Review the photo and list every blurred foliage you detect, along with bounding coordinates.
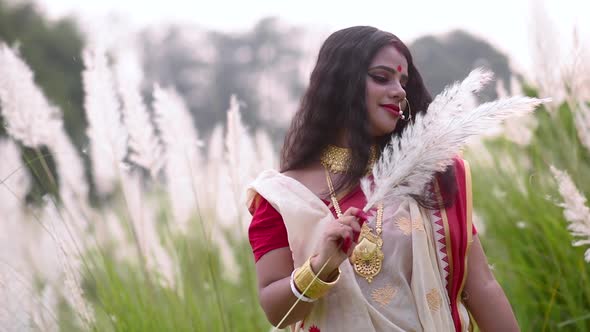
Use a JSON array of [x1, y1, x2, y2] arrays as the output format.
[[3, 3, 589, 330], [0, 2, 514, 149], [410, 30, 512, 101], [466, 97, 590, 331], [83, 213, 274, 332], [0, 0, 86, 202], [141, 17, 306, 141], [0, 0, 86, 145]]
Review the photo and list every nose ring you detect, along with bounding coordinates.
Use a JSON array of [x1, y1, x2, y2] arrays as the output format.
[[399, 97, 412, 122]]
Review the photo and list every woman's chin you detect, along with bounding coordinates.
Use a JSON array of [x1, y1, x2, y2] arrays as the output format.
[[371, 126, 397, 137], [379, 122, 399, 136]]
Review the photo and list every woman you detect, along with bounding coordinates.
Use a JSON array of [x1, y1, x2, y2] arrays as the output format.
[[247, 26, 518, 331]]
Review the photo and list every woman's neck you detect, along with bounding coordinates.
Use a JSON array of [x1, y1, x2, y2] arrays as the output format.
[[335, 132, 381, 148]]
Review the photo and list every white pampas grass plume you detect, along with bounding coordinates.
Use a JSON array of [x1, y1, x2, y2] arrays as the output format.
[[0, 44, 90, 221], [363, 68, 491, 209], [114, 47, 164, 178], [208, 125, 225, 165], [0, 141, 34, 317], [83, 45, 128, 195], [41, 202, 94, 328], [153, 84, 203, 228], [421, 68, 493, 126], [1, 269, 59, 332], [205, 124, 224, 214], [50, 131, 87, 196], [0, 267, 34, 331], [0, 47, 89, 320], [503, 113, 538, 147], [49, 130, 91, 230], [550, 166, 590, 262], [225, 95, 250, 179], [120, 171, 177, 288], [574, 101, 590, 154], [0, 139, 30, 216], [362, 69, 549, 211], [31, 285, 59, 332], [91, 209, 135, 262], [563, 28, 590, 104], [210, 226, 240, 283], [0, 44, 62, 147], [0, 142, 41, 331], [530, 2, 565, 111], [487, 77, 537, 146], [0, 142, 61, 332], [224, 95, 257, 234]]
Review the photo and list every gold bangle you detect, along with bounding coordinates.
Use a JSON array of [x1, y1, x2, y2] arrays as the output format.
[[294, 256, 340, 300]]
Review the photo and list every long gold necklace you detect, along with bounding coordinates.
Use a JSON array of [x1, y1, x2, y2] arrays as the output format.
[[321, 145, 384, 283]]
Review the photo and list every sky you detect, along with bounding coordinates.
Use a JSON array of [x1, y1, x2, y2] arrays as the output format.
[[35, 0, 590, 76]]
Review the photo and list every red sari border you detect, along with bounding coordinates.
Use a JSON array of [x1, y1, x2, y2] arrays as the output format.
[[434, 157, 473, 332]]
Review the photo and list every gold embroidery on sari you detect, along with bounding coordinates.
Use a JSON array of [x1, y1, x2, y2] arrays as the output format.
[[395, 217, 412, 235], [371, 283, 398, 307], [426, 289, 442, 311], [395, 216, 425, 235], [413, 217, 425, 232]]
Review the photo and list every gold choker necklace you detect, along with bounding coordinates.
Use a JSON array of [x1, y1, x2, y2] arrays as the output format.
[[320, 145, 378, 174], [325, 167, 384, 283]]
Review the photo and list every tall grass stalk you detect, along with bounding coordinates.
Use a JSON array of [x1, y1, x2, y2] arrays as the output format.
[[466, 99, 590, 331], [467, 10, 590, 329], [3, 10, 588, 331]]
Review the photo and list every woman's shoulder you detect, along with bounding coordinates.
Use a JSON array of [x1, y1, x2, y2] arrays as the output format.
[[281, 164, 327, 197], [247, 164, 328, 209], [281, 163, 322, 179]]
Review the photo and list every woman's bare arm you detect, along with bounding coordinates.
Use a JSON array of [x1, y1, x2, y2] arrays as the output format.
[[255, 247, 314, 328], [254, 207, 362, 328], [463, 236, 519, 331]]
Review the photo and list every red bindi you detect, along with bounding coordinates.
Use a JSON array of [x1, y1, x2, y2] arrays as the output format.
[[397, 65, 402, 72]]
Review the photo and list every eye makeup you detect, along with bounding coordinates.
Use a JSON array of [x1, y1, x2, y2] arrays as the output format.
[[367, 73, 389, 84], [368, 65, 409, 87]]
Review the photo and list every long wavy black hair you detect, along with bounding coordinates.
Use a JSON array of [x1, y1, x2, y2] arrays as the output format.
[[280, 26, 456, 208]]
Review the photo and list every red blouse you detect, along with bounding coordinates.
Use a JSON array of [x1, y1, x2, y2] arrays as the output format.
[[248, 159, 476, 263], [248, 185, 365, 262]]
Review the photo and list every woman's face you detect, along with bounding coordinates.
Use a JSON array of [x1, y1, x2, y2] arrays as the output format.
[[365, 45, 409, 137]]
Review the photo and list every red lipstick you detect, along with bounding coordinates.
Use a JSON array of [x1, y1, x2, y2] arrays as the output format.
[[380, 104, 401, 116]]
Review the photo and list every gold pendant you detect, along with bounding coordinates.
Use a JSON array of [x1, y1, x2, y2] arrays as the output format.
[[350, 223, 384, 283]]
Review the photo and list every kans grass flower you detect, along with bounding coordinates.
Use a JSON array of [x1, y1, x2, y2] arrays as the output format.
[[550, 166, 590, 262], [153, 84, 203, 229], [362, 69, 548, 212], [114, 46, 164, 178], [82, 45, 128, 195], [0, 44, 62, 147]]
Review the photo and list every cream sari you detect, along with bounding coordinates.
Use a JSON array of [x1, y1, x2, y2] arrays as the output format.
[[247, 169, 470, 332]]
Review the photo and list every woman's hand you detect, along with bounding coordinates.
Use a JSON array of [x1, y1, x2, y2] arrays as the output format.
[[310, 207, 366, 280]]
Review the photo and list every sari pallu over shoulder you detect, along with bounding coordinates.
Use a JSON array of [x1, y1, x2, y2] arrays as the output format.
[[245, 157, 474, 331], [433, 157, 474, 332]]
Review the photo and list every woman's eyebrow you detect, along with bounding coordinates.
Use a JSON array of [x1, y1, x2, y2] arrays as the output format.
[[368, 65, 408, 81]]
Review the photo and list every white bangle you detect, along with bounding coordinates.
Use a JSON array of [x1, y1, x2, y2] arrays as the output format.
[[290, 269, 316, 303]]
